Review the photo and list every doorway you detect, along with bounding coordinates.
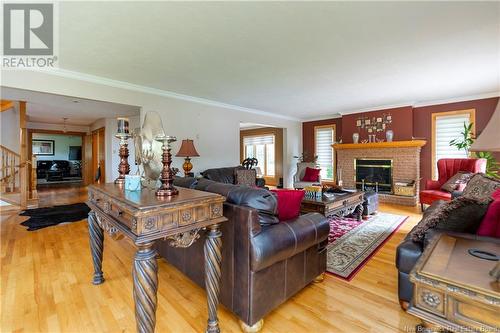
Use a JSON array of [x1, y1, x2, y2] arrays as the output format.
[[91, 127, 106, 184]]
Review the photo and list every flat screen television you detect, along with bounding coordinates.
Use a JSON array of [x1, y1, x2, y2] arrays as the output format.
[[69, 146, 82, 160]]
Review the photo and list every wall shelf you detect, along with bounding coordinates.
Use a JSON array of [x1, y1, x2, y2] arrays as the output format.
[[333, 140, 427, 150]]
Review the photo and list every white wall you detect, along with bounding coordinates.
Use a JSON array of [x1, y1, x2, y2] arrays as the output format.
[[32, 133, 82, 161], [2, 70, 301, 187], [0, 103, 20, 153]]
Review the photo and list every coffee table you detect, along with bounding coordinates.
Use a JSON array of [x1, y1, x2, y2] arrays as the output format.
[[408, 233, 500, 332], [300, 190, 364, 220]]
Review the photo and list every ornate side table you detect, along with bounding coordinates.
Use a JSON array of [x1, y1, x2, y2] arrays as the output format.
[[408, 234, 500, 332], [86, 183, 227, 333]]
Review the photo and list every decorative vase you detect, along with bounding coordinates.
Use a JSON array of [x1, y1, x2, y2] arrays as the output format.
[[353, 133, 359, 144], [386, 130, 394, 142]]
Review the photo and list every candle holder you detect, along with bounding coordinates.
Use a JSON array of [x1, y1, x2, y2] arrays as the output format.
[[155, 135, 179, 197], [114, 133, 133, 185]]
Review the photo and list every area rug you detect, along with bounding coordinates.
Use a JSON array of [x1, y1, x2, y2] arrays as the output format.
[[20, 203, 90, 231], [326, 212, 408, 281]]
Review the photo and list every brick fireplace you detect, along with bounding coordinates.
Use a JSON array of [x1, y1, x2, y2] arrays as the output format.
[[333, 140, 427, 206]]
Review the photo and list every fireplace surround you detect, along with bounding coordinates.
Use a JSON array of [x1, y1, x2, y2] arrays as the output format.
[[333, 140, 426, 206]]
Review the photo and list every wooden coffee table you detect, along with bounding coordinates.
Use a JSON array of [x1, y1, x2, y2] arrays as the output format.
[[300, 190, 364, 220], [409, 233, 500, 332]]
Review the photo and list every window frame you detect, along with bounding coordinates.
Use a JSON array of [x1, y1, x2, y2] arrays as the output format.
[[240, 127, 283, 186], [243, 133, 276, 177], [313, 124, 336, 182], [431, 109, 476, 180]]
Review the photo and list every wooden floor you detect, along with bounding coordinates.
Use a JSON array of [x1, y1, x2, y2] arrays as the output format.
[[1, 186, 422, 333]]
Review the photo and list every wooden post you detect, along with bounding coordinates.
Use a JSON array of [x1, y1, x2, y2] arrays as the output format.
[[19, 101, 28, 209]]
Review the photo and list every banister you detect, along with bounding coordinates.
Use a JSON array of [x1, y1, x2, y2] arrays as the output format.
[[0, 144, 21, 158]]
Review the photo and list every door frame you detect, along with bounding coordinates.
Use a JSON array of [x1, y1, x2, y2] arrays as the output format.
[[27, 129, 88, 187]]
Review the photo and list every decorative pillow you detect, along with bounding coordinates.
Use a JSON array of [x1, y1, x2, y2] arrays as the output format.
[[235, 169, 257, 186], [270, 189, 305, 221], [411, 196, 489, 242], [440, 171, 474, 193], [302, 167, 321, 182], [477, 189, 500, 238], [462, 173, 500, 204]]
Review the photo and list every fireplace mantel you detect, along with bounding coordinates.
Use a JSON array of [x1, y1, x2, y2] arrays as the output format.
[[333, 140, 426, 150]]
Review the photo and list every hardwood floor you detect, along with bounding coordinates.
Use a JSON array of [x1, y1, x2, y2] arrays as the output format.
[[1, 186, 422, 332]]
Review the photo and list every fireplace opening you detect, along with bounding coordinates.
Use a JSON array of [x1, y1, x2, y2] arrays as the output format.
[[355, 159, 393, 193]]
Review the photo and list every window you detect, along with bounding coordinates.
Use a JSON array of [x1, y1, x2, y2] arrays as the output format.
[[432, 109, 475, 179], [314, 125, 335, 181], [243, 134, 275, 177]]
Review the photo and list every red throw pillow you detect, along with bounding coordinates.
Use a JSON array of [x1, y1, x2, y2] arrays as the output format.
[[477, 189, 500, 238], [302, 167, 321, 182], [270, 189, 305, 221]]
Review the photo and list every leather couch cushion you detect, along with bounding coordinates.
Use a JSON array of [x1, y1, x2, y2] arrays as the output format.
[[226, 187, 279, 226], [195, 178, 218, 191], [173, 176, 198, 189], [201, 166, 244, 184], [250, 213, 329, 272]]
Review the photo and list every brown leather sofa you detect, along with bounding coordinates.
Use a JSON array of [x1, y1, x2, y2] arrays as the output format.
[[155, 177, 329, 331]]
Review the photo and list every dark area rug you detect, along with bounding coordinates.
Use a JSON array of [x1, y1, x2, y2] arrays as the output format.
[[20, 203, 90, 231]]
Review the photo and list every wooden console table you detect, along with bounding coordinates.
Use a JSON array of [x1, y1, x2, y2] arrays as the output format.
[[409, 234, 500, 332], [86, 183, 227, 333]]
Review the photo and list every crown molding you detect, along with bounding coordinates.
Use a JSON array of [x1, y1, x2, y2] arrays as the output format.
[[300, 92, 500, 121], [412, 92, 500, 108], [34, 68, 301, 122]]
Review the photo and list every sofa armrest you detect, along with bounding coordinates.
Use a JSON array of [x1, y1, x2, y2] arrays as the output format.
[[250, 213, 329, 272], [396, 237, 424, 274], [425, 180, 441, 190]]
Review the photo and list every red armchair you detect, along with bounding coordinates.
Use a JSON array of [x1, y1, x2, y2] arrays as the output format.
[[419, 158, 487, 210]]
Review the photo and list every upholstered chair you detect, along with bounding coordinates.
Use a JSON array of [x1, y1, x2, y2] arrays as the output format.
[[293, 162, 321, 189], [419, 158, 487, 210]]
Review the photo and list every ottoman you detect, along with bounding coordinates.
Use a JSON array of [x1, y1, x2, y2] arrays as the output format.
[[363, 191, 379, 218]]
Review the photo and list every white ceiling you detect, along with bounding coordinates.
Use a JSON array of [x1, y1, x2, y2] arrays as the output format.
[[33, 2, 500, 119], [1, 87, 140, 125]]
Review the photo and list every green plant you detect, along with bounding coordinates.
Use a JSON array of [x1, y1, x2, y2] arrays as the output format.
[[475, 151, 500, 179], [449, 122, 474, 156], [448, 122, 500, 179]]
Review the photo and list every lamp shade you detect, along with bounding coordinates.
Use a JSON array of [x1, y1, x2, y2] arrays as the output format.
[[175, 139, 200, 157], [470, 100, 500, 152]]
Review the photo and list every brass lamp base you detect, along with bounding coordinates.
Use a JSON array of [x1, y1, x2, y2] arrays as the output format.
[[182, 157, 193, 177]]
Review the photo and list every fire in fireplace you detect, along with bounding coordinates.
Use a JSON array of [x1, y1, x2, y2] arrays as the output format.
[[355, 159, 393, 193]]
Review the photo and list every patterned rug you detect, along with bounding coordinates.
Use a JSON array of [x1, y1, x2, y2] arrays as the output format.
[[326, 212, 408, 281]]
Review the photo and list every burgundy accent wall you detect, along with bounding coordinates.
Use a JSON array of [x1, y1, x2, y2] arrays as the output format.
[[413, 97, 499, 189], [302, 118, 342, 162], [341, 106, 414, 143], [302, 97, 499, 190]]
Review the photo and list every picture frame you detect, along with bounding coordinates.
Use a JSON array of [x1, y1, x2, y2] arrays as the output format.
[[32, 139, 55, 156]]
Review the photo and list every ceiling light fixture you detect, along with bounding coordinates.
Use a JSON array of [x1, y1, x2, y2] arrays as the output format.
[[63, 117, 68, 133]]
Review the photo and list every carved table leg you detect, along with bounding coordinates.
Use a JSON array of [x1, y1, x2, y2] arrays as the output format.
[[204, 224, 223, 333], [88, 211, 105, 285], [355, 203, 363, 221], [133, 242, 158, 333]]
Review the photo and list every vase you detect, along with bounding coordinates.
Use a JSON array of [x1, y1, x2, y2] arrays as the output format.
[[386, 130, 394, 142], [353, 133, 359, 144]]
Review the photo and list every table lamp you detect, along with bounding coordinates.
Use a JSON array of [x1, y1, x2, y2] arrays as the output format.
[[175, 139, 200, 176], [470, 99, 500, 281]]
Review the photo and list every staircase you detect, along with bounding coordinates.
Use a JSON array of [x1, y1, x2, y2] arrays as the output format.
[[0, 145, 38, 211]]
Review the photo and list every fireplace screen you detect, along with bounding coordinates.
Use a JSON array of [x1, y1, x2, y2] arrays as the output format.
[[355, 159, 393, 193]]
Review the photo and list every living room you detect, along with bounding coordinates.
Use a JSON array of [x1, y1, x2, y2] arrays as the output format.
[[1, 2, 499, 333]]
